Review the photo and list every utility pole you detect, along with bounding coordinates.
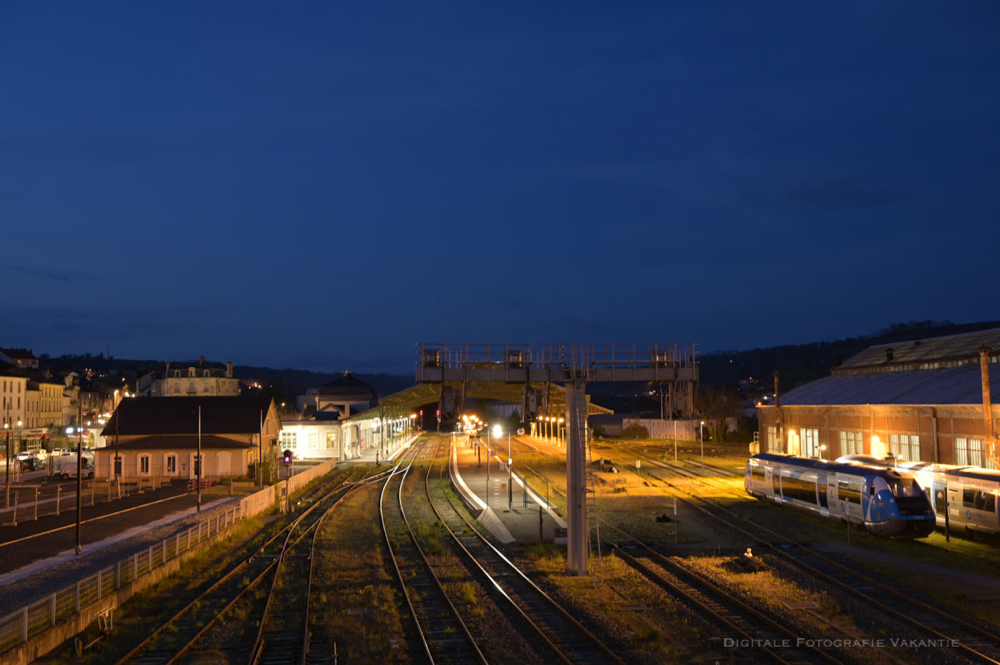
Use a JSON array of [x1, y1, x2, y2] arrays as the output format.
[[75, 399, 83, 556], [115, 399, 121, 495], [4, 401, 11, 509], [258, 408, 263, 489], [197, 405, 202, 512]]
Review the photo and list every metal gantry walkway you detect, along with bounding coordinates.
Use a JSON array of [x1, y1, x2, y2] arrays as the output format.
[[415, 342, 699, 576]]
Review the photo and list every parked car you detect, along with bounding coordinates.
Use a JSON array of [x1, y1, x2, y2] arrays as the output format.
[[16, 452, 43, 471]]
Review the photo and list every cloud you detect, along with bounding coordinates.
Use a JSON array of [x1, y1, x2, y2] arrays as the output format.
[[3, 265, 96, 282], [785, 175, 905, 209]]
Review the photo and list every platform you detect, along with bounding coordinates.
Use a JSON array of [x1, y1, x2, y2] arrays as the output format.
[[449, 436, 566, 545]]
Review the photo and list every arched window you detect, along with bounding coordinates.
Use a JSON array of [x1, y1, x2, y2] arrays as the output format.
[[188, 367, 195, 377], [203, 370, 210, 377]]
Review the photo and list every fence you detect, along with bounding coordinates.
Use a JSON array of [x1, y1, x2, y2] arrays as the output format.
[[0, 461, 337, 659], [286, 459, 337, 495], [0, 478, 175, 527]]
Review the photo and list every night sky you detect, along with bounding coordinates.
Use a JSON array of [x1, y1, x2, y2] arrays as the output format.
[[2, 2, 998, 373]]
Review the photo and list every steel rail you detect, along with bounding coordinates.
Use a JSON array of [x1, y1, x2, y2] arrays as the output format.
[[113, 469, 360, 665], [597, 449, 1000, 665], [379, 442, 487, 665], [430, 438, 628, 665]]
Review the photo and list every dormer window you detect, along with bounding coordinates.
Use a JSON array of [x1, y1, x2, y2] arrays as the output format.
[[188, 367, 195, 377], [174, 370, 181, 378], [203, 370, 210, 377]]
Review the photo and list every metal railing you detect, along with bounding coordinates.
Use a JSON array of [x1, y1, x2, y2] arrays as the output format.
[[0, 470, 315, 658]]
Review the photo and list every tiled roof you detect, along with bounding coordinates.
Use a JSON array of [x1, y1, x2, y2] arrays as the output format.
[[108, 435, 253, 450], [0, 348, 36, 360], [101, 396, 273, 437]]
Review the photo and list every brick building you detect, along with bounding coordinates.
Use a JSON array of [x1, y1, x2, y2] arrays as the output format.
[[757, 328, 999, 469]]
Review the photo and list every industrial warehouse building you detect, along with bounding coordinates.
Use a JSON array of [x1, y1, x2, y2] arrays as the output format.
[[757, 328, 999, 468]]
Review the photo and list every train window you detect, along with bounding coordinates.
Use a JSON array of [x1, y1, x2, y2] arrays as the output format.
[[837, 480, 861, 504], [886, 479, 922, 498], [964, 489, 996, 512], [781, 475, 817, 504], [751, 466, 766, 484]]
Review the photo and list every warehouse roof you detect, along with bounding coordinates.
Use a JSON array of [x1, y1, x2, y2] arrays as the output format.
[[837, 327, 1000, 373], [779, 363, 997, 406]]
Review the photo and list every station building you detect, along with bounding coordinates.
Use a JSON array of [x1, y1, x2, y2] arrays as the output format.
[[96, 395, 281, 480], [757, 328, 1000, 468]]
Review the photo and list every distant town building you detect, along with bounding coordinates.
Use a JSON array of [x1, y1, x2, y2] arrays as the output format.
[[297, 371, 377, 419], [0, 348, 38, 370], [0, 367, 28, 449], [757, 328, 1000, 468], [137, 356, 240, 397]]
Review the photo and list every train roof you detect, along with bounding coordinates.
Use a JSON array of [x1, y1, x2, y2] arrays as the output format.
[[750, 453, 916, 479], [913, 464, 1000, 482]]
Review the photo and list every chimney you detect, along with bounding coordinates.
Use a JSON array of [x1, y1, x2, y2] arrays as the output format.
[[979, 347, 994, 444], [886, 348, 894, 362], [199, 355, 205, 366], [165, 362, 171, 373], [226, 361, 233, 378], [773, 371, 780, 408]]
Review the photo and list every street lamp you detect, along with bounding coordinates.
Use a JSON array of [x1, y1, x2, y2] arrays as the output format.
[[4, 416, 11, 508], [700, 420, 705, 473], [493, 424, 511, 510]]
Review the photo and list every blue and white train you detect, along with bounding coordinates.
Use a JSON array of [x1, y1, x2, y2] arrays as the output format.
[[839, 459, 1000, 536], [745, 453, 936, 538]]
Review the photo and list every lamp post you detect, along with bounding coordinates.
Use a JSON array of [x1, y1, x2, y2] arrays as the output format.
[[74, 424, 83, 556], [494, 425, 510, 510], [700, 420, 705, 473], [4, 411, 11, 509]]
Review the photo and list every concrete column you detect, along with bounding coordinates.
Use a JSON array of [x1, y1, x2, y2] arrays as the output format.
[[980, 347, 994, 434], [565, 381, 588, 576]]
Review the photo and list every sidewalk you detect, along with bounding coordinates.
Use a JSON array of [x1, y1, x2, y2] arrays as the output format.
[[450, 437, 566, 545]]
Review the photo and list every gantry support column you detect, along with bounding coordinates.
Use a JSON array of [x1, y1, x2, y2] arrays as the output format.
[[565, 380, 588, 575]]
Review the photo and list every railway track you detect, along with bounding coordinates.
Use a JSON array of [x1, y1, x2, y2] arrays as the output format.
[[249, 469, 389, 665], [380, 441, 488, 664], [426, 438, 628, 665], [112, 468, 369, 664], [597, 446, 1000, 664]]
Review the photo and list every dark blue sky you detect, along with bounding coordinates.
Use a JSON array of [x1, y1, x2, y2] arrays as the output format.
[[2, 2, 998, 373]]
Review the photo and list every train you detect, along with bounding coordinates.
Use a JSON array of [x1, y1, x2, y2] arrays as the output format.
[[745, 453, 936, 538], [836, 456, 1000, 536]]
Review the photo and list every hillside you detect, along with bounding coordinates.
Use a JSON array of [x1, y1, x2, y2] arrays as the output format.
[[37, 320, 1000, 410], [698, 320, 1000, 393]]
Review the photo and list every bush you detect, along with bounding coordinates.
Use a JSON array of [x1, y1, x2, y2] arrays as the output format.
[[622, 424, 649, 439]]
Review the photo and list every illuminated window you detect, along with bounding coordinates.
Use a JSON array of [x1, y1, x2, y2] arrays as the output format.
[[955, 438, 983, 466], [767, 426, 779, 452], [280, 431, 298, 449], [801, 428, 820, 457], [839, 431, 863, 455]]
